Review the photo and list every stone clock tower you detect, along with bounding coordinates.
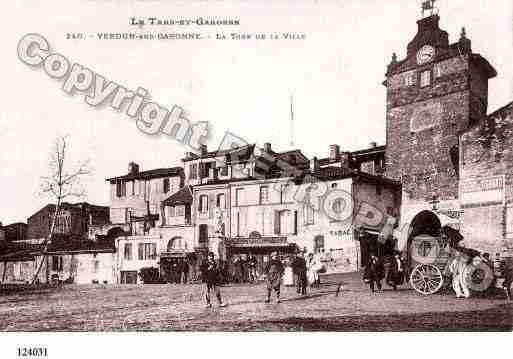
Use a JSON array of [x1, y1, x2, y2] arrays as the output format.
[[384, 14, 496, 204]]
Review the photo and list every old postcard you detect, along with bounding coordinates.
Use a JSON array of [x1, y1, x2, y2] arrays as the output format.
[[0, 0, 512, 356]]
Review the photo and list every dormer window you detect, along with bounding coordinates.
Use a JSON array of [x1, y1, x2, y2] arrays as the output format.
[[420, 70, 431, 88]]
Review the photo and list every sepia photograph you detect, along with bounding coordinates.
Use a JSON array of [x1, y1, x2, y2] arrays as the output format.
[[0, 0, 512, 355]]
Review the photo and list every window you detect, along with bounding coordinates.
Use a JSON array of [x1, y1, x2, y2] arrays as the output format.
[[130, 180, 135, 195], [331, 183, 338, 189], [280, 183, 291, 203], [420, 70, 431, 88], [276, 210, 297, 235], [304, 205, 314, 225], [404, 73, 415, 86], [168, 237, 184, 251], [168, 206, 175, 217], [220, 166, 228, 176], [138, 243, 157, 260], [314, 235, 325, 254], [163, 178, 170, 193], [190, 164, 198, 179], [259, 186, 269, 204], [124, 243, 132, 260], [199, 224, 209, 244], [199, 195, 208, 213], [51, 256, 63, 271], [116, 181, 126, 197], [216, 193, 226, 208], [235, 188, 245, 206], [176, 205, 185, 217]]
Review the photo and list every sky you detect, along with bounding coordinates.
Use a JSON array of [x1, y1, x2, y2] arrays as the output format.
[[0, 0, 512, 224]]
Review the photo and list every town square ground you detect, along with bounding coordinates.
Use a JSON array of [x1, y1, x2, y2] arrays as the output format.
[[0, 273, 511, 332]]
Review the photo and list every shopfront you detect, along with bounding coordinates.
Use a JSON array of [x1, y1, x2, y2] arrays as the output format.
[[224, 236, 297, 280]]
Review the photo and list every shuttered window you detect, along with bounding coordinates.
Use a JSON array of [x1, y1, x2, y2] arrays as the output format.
[[124, 243, 132, 260]]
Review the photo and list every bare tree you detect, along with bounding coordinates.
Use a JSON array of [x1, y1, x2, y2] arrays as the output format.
[[32, 135, 91, 284]]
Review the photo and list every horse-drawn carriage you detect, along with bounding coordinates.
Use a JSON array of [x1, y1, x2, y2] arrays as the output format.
[[406, 227, 495, 295]]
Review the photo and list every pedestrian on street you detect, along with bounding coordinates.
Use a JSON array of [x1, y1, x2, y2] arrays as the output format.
[[181, 259, 189, 284], [265, 252, 284, 303], [247, 254, 258, 283], [502, 257, 513, 301], [448, 250, 471, 298], [307, 253, 320, 288], [386, 251, 404, 291], [363, 254, 385, 293], [292, 251, 308, 295], [200, 252, 227, 308]]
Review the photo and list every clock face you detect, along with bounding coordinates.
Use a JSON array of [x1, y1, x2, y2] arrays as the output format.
[[417, 45, 436, 65]]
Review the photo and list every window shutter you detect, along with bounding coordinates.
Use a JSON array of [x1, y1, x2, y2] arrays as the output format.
[[138, 244, 143, 260], [293, 210, 298, 235], [208, 193, 215, 218], [151, 243, 157, 259], [274, 211, 281, 235]]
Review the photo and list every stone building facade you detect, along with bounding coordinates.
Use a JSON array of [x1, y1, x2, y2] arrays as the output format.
[[383, 12, 512, 259]]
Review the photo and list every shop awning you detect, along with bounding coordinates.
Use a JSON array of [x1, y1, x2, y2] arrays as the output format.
[[228, 243, 296, 249], [160, 251, 188, 258]]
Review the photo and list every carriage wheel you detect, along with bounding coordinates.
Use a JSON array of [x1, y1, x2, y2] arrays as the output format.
[[409, 264, 443, 295]]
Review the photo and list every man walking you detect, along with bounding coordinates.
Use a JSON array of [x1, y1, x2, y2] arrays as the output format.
[[181, 259, 189, 284], [200, 252, 227, 308], [292, 251, 308, 295], [386, 251, 404, 291], [363, 254, 385, 293], [247, 254, 258, 283], [265, 252, 284, 303]]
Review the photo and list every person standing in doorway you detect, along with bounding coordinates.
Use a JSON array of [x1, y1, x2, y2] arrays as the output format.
[[200, 252, 227, 308], [265, 252, 284, 303]]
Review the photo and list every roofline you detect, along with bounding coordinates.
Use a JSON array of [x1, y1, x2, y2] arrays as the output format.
[[106, 167, 184, 182]]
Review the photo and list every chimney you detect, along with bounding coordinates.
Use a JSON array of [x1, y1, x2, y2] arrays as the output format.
[[370, 141, 377, 149], [200, 144, 208, 157], [310, 156, 319, 173], [264, 143, 272, 153], [329, 144, 340, 161], [128, 162, 140, 175], [340, 152, 352, 170]]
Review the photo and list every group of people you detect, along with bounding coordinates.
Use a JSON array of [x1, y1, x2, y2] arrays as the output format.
[[199, 248, 513, 307], [363, 251, 405, 293], [199, 251, 324, 307], [231, 255, 258, 283], [167, 259, 190, 284]]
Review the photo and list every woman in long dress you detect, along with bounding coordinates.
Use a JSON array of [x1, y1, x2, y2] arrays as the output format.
[[307, 253, 319, 287], [283, 257, 294, 286]]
